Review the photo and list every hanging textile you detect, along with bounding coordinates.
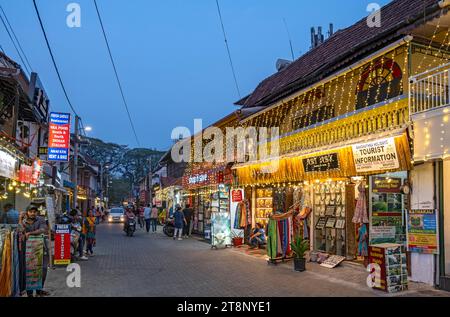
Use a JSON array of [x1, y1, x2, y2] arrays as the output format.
[[267, 217, 293, 260], [0, 229, 6, 272], [353, 182, 369, 224], [0, 230, 12, 297], [239, 202, 247, 228], [12, 231, 20, 297], [267, 220, 278, 260], [25, 235, 44, 291], [233, 203, 240, 229]]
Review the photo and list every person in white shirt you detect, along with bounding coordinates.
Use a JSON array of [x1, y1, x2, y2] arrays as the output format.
[[144, 204, 151, 233]]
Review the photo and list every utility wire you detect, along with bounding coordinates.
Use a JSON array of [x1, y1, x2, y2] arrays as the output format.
[[215, 0, 241, 99], [0, 5, 33, 72], [0, 12, 30, 75], [0, 44, 4, 54], [33, 0, 80, 118], [93, 0, 141, 147]]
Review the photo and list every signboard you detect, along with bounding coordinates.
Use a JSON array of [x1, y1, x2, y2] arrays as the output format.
[[188, 174, 208, 185], [352, 137, 399, 173], [370, 227, 396, 243], [407, 209, 439, 254], [54, 224, 71, 265], [48, 112, 71, 162], [19, 165, 33, 183], [231, 189, 243, 202], [372, 177, 402, 193], [38, 147, 48, 156], [303, 153, 339, 173], [0, 150, 16, 179], [45, 196, 56, 230]]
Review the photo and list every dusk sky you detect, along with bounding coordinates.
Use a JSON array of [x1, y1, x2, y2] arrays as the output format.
[[1, 0, 390, 150]]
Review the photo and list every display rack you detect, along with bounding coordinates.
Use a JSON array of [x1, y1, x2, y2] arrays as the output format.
[[313, 181, 347, 256], [256, 188, 273, 226]]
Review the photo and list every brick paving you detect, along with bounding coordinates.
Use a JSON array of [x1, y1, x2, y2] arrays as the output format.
[[44, 224, 450, 297]]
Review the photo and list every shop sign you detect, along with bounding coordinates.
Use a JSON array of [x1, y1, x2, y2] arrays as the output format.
[[48, 112, 71, 162], [303, 153, 339, 173], [19, 164, 33, 183], [352, 137, 399, 173], [370, 227, 396, 243], [372, 177, 402, 193], [407, 209, 438, 254], [54, 224, 71, 265], [0, 150, 16, 179], [231, 189, 243, 202]]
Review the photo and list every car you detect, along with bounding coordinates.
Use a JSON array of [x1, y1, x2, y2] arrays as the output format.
[[108, 208, 125, 223]]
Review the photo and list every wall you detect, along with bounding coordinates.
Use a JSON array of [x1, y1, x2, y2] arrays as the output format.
[[410, 162, 436, 285], [444, 159, 450, 275]]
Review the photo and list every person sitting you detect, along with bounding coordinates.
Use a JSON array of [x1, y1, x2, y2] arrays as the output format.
[[249, 223, 266, 249]]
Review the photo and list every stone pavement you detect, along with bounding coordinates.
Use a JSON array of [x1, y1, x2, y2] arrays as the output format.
[[44, 224, 450, 297]]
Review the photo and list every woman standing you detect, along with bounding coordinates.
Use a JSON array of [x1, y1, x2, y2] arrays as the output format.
[[83, 210, 97, 256]]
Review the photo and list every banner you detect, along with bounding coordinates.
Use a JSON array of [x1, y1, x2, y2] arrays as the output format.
[[19, 164, 33, 183], [352, 137, 399, 173], [407, 209, 439, 254], [25, 236, 44, 291], [48, 112, 71, 162], [0, 150, 16, 179], [231, 189, 243, 202], [54, 225, 71, 265]]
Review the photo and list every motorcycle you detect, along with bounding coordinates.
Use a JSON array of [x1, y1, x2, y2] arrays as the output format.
[[58, 213, 81, 260], [124, 215, 137, 237], [163, 217, 175, 238]]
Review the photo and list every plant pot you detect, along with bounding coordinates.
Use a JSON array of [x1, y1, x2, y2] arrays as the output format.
[[294, 257, 306, 272]]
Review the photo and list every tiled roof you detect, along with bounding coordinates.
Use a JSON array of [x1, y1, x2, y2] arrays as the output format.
[[238, 0, 440, 108]]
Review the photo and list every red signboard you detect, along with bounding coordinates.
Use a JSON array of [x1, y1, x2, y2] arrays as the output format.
[[54, 224, 71, 265], [232, 189, 243, 202], [19, 165, 33, 183]]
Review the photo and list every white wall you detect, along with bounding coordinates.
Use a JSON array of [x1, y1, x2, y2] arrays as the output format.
[[410, 162, 435, 285]]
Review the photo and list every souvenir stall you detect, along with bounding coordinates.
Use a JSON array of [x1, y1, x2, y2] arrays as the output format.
[[182, 163, 233, 241]]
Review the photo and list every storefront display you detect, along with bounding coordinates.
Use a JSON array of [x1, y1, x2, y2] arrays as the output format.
[[211, 212, 232, 249], [369, 243, 408, 293], [313, 180, 347, 256], [256, 188, 273, 227]]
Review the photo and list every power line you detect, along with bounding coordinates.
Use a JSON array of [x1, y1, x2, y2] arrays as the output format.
[[215, 0, 241, 99], [32, 0, 80, 118], [0, 11, 30, 75], [0, 5, 33, 72], [93, 0, 141, 147]]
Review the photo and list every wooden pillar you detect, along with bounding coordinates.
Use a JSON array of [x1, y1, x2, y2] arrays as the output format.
[[345, 182, 356, 260]]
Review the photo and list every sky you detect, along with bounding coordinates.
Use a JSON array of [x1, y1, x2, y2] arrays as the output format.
[[1, 0, 391, 151]]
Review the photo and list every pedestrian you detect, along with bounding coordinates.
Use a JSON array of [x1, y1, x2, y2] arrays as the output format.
[[18, 206, 50, 297], [83, 210, 97, 256], [138, 206, 145, 229], [143, 204, 151, 233], [95, 207, 102, 225], [77, 209, 88, 261], [150, 205, 159, 233], [2, 203, 20, 224], [173, 205, 186, 241], [182, 204, 193, 238]]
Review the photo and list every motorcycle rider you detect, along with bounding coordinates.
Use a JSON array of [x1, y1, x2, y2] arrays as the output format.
[[124, 208, 135, 232]]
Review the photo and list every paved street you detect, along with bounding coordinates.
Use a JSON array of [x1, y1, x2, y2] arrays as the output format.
[[44, 223, 450, 297]]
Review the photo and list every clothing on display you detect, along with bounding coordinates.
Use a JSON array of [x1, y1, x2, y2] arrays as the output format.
[[0, 229, 12, 297], [266, 216, 293, 260], [25, 235, 44, 291], [353, 182, 369, 224], [357, 224, 369, 257], [233, 201, 250, 229]]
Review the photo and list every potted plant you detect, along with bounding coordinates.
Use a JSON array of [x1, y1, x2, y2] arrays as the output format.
[[290, 235, 309, 272]]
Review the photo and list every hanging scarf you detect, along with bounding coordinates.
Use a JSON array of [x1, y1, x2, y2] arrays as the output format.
[[25, 235, 44, 291], [267, 220, 278, 260], [0, 230, 12, 297], [12, 231, 20, 297], [353, 183, 369, 224]]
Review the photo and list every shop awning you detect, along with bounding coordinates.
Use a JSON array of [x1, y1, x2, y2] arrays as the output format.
[[233, 129, 412, 185]]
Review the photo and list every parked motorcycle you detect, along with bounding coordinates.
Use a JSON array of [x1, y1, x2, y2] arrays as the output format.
[[163, 217, 175, 238], [124, 215, 137, 237]]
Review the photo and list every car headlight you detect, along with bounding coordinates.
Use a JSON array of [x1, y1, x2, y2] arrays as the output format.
[[108, 217, 113, 222]]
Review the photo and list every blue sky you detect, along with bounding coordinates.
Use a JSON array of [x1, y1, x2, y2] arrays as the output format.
[[1, 0, 390, 150]]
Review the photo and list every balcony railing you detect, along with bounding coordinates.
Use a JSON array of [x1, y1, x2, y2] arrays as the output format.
[[410, 63, 450, 116]]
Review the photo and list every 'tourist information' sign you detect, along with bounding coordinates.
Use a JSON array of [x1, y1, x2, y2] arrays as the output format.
[[48, 112, 71, 162], [352, 137, 399, 173]]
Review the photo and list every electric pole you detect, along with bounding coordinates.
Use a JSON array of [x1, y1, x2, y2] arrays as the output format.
[[72, 115, 79, 209], [148, 157, 153, 206]]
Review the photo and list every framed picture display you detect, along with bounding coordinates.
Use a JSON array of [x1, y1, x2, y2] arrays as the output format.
[[335, 219, 346, 229], [326, 217, 337, 228], [316, 217, 327, 230], [325, 205, 336, 216]]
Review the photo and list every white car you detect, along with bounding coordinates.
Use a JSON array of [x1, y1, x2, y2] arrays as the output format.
[[108, 208, 125, 223]]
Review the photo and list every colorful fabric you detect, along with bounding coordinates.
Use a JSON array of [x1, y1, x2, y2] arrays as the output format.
[[25, 235, 44, 291], [12, 231, 20, 297], [353, 182, 369, 224], [233, 203, 241, 229], [357, 224, 369, 257], [0, 230, 12, 297]]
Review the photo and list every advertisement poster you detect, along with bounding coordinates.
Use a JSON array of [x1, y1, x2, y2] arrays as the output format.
[[407, 209, 439, 254], [211, 212, 232, 248], [48, 112, 71, 162], [19, 164, 33, 183], [352, 137, 399, 173], [54, 224, 71, 265], [0, 150, 16, 179], [231, 189, 243, 202]]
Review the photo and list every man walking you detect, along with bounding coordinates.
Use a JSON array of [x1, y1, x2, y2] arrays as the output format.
[[182, 204, 193, 238], [2, 203, 19, 224], [150, 205, 159, 233], [144, 204, 151, 233]]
